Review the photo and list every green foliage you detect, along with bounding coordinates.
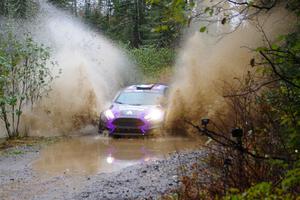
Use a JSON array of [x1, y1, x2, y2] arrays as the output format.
[[224, 165, 300, 200], [126, 46, 175, 79], [48, 0, 183, 48], [48, 0, 72, 8], [199, 26, 207, 33], [0, 0, 38, 18], [147, 0, 300, 198], [287, 0, 300, 16], [256, 28, 300, 151], [281, 167, 300, 191], [147, 0, 194, 37], [10, 149, 23, 155], [225, 182, 273, 200], [0, 29, 58, 137], [220, 29, 300, 199]]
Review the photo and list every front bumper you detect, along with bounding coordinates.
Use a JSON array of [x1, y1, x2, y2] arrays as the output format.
[[99, 115, 163, 136]]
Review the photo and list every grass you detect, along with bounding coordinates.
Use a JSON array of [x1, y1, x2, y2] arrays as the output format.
[[125, 46, 175, 84], [0, 136, 62, 154], [9, 150, 24, 155], [143, 65, 173, 83]]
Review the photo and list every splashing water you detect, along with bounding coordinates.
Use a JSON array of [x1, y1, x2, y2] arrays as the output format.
[[16, 2, 138, 136], [165, 5, 295, 132]]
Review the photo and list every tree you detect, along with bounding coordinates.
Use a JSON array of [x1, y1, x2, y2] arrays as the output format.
[[150, 0, 300, 198], [45, 0, 182, 47], [0, 31, 57, 138], [0, 0, 38, 18], [47, 0, 78, 15]]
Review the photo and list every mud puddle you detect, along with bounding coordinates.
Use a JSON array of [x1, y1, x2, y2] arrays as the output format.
[[32, 135, 201, 175]]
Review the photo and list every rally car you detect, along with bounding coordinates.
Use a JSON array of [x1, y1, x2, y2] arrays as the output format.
[[98, 84, 168, 136]]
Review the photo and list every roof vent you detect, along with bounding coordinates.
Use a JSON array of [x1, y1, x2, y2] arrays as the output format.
[[136, 84, 154, 90]]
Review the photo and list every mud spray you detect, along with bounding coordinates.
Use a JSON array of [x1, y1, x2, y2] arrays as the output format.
[[17, 2, 137, 136], [0, 2, 295, 137], [165, 3, 296, 133]]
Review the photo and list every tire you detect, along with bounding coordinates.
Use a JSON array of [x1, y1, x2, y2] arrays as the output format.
[[98, 118, 105, 134], [112, 134, 121, 139]]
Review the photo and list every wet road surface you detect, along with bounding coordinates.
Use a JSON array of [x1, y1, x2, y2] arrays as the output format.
[[33, 135, 201, 175], [0, 134, 205, 200]]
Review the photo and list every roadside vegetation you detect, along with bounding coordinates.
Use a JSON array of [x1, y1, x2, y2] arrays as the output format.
[[0, 0, 178, 137], [158, 0, 300, 199], [0, 136, 62, 154], [0, 0, 299, 199], [0, 30, 58, 138], [126, 46, 175, 82], [47, 0, 179, 82]]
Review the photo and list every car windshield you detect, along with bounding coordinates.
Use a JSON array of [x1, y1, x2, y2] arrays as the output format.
[[115, 91, 163, 105]]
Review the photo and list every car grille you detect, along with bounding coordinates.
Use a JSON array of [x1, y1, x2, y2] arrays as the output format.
[[112, 118, 145, 127], [114, 128, 143, 134]]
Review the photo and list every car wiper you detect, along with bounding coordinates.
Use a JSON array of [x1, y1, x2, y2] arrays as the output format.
[[115, 101, 124, 104], [130, 104, 141, 106]]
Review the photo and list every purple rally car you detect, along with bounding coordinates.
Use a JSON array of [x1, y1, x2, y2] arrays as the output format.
[[98, 84, 168, 136]]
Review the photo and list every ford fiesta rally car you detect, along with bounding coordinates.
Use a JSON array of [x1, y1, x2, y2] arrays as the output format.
[[98, 84, 168, 136]]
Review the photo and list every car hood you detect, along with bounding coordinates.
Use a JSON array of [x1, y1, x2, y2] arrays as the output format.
[[110, 103, 163, 118]]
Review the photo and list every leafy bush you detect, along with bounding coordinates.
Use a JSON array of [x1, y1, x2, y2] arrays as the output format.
[[0, 30, 58, 137], [126, 46, 175, 82], [224, 165, 300, 199]]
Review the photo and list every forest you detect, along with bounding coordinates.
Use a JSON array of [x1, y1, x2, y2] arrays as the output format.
[[0, 0, 299, 199]]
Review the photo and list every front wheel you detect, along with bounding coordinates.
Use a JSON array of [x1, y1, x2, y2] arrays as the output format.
[[98, 119, 105, 134], [110, 134, 121, 139]]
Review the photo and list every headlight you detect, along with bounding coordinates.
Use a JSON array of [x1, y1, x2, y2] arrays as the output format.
[[104, 109, 115, 120], [144, 108, 164, 121], [106, 155, 114, 164]]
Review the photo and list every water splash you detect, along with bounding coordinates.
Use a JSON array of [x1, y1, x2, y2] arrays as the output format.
[[18, 2, 138, 136], [165, 5, 295, 132]]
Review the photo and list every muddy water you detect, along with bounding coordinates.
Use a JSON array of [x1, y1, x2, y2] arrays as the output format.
[[32, 135, 201, 175]]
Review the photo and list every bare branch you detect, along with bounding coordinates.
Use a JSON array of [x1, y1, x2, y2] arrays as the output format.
[[185, 119, 293, 161], [259, 51, 300, 88], [227, 0, 278, 10], [223, 78, 280, 97]]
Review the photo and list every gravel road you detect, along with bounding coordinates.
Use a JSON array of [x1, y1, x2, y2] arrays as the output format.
[[0, 139, 207, 200]]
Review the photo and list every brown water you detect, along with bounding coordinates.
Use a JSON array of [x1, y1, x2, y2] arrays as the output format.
[[32, 135, 202, 175], [16, 2, 137, 138]]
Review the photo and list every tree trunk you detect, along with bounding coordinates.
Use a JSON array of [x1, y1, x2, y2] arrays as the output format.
[[73, 0, 77, 16], [0, 0, 6, 16], [106, 0, 111, 24], [85, 0, 91, 17], [97, 0, 102, 12], [132, 0, 141, 48], [1, 105, 11, 138], [18, 0, 27, 18]]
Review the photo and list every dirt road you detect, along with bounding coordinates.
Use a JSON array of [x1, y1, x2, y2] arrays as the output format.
[[0, 135, 206, 200]]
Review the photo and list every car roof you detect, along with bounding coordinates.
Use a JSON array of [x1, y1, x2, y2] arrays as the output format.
[[123, 84, 168, 93]]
